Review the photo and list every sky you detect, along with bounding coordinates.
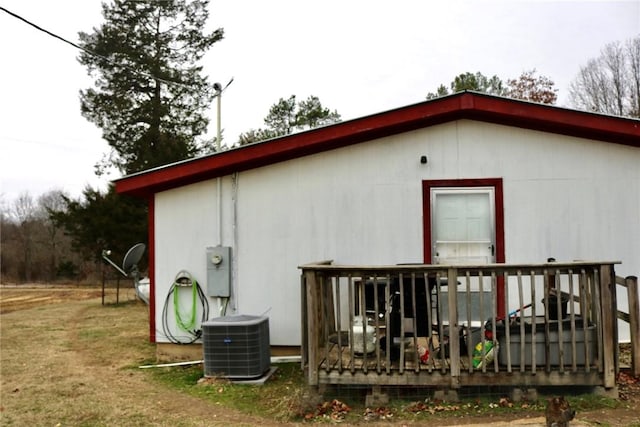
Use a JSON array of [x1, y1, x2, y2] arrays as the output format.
[[0, 0, 638, 206]]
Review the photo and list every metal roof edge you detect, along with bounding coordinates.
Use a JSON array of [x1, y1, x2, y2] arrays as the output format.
[[115, 92, 640, 198]]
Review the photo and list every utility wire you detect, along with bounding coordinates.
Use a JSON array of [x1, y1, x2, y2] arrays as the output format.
[[0, 5, 193, 90]]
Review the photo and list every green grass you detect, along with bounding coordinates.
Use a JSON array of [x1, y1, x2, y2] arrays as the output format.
[[149, 362, 307, 422], [146, 362, 626, 423], [567, 393, 621, 411]]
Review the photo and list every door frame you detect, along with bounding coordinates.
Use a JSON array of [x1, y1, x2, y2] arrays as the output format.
[[422, 178, 506, 317]]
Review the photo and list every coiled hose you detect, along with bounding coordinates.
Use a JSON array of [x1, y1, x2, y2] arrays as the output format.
[[161, 270, 210, 344]]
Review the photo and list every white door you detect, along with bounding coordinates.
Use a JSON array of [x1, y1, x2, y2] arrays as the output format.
[[430, 188, 495, 265]]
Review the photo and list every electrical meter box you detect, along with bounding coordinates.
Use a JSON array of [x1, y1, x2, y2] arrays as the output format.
[[206, 246, 231, 297]]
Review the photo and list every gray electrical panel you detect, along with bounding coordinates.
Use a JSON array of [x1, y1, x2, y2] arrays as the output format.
[[206, 246, 231, 297]]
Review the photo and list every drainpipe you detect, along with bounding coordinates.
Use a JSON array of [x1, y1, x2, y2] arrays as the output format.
[[213, 79, 233, 244], [214, 84, 224, 315], [213, 80, 235, 315], [231, 172, 239, 311], [215, 85, 223, 245]]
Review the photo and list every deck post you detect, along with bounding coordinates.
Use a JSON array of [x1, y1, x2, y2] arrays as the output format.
[[447, 267, 460, 385], [300, 274, 308, 371], [626, 276, 640, 377], [304, 269, 321, 386], [599, 264, 617, 389]]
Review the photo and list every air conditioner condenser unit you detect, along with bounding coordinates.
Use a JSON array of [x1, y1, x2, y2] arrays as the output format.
[[202, 314, 270, 379]]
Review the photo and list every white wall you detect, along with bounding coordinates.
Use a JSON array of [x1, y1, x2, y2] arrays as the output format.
[[153, 120, 639, 344], [154, 179, 233, 343]]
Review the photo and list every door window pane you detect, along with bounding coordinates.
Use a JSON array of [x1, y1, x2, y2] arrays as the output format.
[[432, 189, 495, 264], [434, 193, 491, 241]]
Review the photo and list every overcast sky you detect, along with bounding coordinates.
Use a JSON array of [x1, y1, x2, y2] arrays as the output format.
[[1, 0, 638, 206]]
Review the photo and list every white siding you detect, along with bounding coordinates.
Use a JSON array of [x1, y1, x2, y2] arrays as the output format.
[[153, 120, 640, 344], [154, 179, 233, 343]]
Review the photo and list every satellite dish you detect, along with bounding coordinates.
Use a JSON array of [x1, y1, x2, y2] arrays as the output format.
[[122, 243, 146, 274]]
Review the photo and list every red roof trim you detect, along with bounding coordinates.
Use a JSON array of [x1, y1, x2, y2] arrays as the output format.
[[147, 197, 156, 343], [116, 92, 640, 198]]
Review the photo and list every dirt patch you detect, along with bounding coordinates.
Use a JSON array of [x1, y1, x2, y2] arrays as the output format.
[[0, 287, 101, 313], [1, 286, 638, 426], [0, 285, 134, 314]]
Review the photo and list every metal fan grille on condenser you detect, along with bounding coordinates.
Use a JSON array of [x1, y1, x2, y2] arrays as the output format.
[[202, 315, 270, 379]]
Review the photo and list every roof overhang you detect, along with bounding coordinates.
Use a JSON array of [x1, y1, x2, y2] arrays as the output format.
[[115, 91, 640, 199]]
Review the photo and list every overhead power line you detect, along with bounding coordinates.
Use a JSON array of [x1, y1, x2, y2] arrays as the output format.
[[0, 6, 86, 53], [0, 5, 193, 89]]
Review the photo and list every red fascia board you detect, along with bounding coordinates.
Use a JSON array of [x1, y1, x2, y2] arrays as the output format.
[[115, 95, 465, 198], [466, 95, 640, 145], [115, 93, 640, 198]]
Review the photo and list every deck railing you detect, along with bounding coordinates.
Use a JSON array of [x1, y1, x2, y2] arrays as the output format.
[[300, 261, 622, 390]]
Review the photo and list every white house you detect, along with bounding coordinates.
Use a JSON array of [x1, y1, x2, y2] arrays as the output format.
[[115, 92, 639, 356]]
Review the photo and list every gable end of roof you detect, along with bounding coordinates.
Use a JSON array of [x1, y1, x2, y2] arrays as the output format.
[[115, 92, 640, 198]]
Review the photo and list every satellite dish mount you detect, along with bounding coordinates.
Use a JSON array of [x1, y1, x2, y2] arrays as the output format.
[[102, 243, 145, 279], [101, 243, 147, 303]]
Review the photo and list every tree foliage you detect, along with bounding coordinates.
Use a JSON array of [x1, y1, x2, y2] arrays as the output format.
[[426, 72, 507, 99], [507, 69, 557, 104], [1, 191, 81, 282], [569, 36, 640, 118], [78, 0, 223, 175], [9, 192, 38, 282], [1, 188, 145, 282], [49, 185, 148, 264], [238, 95, 341, 145], [426, 70, 557, 104], [51, 0, 223, 267]]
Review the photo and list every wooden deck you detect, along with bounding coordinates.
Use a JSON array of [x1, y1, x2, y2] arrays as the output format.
[[300, 261, 639, 392]]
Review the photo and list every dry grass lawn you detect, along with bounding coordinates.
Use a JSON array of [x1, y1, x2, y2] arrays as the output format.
[[0, 287, 273, 426], [1, 286, 639, 426]]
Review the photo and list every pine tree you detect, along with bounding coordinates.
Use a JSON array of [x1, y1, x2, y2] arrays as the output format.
[[426, 72, 507, 99], [49, 185, 147, 264], [238, 95, 341, 145], [78, 0, 223, 174], [52, 1, 223, 264]]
